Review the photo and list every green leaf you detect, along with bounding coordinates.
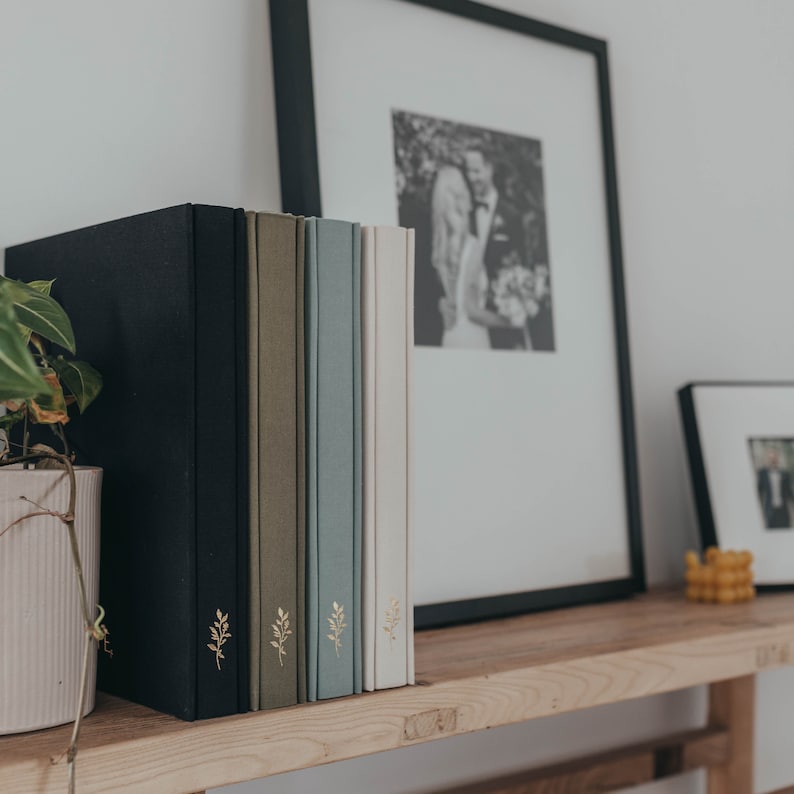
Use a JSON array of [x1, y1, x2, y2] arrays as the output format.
[[17, 279, 55, 344], [48, 356, 103, 413], [0, 275, 75, 353], [0, 286, 51, 402], [0, 407, 26, 432], [26, 280, 55, 296]]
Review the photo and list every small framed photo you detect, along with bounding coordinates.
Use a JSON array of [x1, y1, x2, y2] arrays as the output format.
[[679, 382, 794, 587], [270, 0, 646, 625]]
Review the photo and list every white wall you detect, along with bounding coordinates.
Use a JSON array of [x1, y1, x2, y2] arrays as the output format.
[[0, 1, 278, 245], [2, 1, 794, 792]]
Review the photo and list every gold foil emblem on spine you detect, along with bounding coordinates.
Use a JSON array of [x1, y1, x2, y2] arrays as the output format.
[[207, 609, 231, 671], [383, 597, 401, 649], [327, 601, 346, 658], [270, 607, 292, 667]]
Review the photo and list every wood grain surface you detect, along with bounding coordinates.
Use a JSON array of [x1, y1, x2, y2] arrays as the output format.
[[2, 590, 793, 793]]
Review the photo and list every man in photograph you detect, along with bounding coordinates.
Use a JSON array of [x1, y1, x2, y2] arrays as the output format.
[[757, 446, 794, 529], [464, 146, 526, 350]]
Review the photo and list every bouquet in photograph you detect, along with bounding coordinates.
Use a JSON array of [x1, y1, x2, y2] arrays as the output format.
[[492, 252, 549, 328]]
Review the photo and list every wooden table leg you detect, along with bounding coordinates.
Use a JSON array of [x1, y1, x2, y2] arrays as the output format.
[[707, 675, 755, 794]]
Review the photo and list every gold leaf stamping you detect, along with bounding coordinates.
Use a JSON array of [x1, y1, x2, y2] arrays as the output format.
[[326, 601, 346, 658], [383, 597, 401, 649], [270, 607, 292, 667], [207, 609, 231, 671]]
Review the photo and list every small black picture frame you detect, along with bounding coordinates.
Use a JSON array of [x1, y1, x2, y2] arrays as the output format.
[[269, 0, 645, 626], [679, 381, 794, 590]]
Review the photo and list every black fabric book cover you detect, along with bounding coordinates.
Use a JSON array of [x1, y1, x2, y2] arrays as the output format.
[[5, 204, 249, 721]]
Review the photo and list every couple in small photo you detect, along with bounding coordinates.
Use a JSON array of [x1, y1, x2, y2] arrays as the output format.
[[432, 148, 540, 351], [394, 110, 554, 353]]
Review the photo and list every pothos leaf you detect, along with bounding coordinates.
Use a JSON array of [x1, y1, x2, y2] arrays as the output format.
[[28, 372, 69, 425], [25, 280, 55, 295], [0, 275, 75, 353], [18, 280, 54, 345], [48, 356, 103, 413], [0, 283, 51, 402]]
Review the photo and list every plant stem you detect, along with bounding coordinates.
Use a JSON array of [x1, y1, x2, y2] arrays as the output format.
[[62, 458, 91, 628], [22, 410, 30, 464], [67, 633, 92, 794], [53, 423, 71, 459], [50, 454, 95, 788]]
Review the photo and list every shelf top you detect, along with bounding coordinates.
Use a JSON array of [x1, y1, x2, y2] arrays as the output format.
[[4, 589, 794, 793]]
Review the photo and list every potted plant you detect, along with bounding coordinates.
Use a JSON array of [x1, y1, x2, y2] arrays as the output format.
[[0, 275, 103, 790]]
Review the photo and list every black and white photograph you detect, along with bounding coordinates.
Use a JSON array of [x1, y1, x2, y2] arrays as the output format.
[[748, 438, 794, 530], [393, 109, 555, 352]]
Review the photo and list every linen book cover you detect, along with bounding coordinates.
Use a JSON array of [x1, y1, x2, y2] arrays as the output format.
[[304, 217, 362, 701], [5, 204, 249, 721], [352, 219, 363, 696], [256, 211, 306, 710], [361, 226, 415, 691], [406, 230, 416, 686], [233, 207, 251, 712], [245, 210, 261, 711]]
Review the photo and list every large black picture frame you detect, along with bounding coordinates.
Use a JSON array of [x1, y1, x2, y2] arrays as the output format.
[[269, 0, 645, 627]]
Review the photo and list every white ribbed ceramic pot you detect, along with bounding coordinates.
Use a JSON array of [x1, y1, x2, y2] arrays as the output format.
[[0, 466, 102, 734]]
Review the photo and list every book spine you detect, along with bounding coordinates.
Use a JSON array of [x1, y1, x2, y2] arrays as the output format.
[[296, 217, 308, 705], [234, 207, 250, 713], [315, 219, 357, 700], [405, 228, 416, 686], [361, 227, 377, 693], [305, 218, 320, 702], [257, 213, 299, 710], [193, 205, 241, 719], [373, 227, 409, 691], [245, 211, 260, 712], [352, 224, 363, 695]]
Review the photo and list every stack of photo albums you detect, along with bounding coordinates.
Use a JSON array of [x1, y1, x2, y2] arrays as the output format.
[[246, 212, 415, 710], [5, 204, 415, 721]]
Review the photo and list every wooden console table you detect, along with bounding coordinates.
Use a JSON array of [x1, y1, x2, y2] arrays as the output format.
[[2, 590, 793, 794]]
